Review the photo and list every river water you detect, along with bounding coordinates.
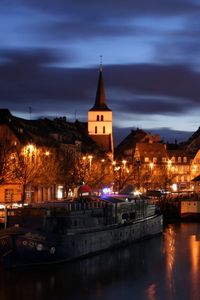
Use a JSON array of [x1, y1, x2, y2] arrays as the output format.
[[1, 222, 200, 300]]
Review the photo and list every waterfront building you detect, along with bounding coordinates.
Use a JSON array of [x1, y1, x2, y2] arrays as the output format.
[[167, 149, 193, 192], [0, 109, 100, 203]]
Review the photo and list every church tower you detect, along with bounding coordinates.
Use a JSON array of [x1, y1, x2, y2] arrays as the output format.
[[88, 66, 114, 155]]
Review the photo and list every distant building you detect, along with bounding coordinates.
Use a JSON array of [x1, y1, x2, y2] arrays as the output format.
[[167, 149, 193, 191], [88, 67, 114, 157]]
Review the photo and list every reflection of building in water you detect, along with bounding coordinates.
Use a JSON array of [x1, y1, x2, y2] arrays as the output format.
[[190, 234, 199, 297], [146, 283, 157, 300], [164, 224, 176, 297]]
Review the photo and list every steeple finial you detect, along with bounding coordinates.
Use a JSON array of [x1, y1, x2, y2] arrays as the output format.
[[89, 61, 111, 112], [100, 55, 103, 71]]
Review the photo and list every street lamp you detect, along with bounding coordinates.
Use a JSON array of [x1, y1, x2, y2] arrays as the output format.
[[88, 155, 93, 170], [149, 162, 154, 172], [122, 160, 127, 168], [45, 151, 50, 156], [135, 159, 141, 190]]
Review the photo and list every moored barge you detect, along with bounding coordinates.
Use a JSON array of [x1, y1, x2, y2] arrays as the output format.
[[0, 196, 163, 268]]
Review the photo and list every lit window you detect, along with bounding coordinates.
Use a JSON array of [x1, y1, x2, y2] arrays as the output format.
[[153, 157, 157, 163], [183, 157, 187, 163], [145, 157, 149, 162], [178, 157, 181, 163]]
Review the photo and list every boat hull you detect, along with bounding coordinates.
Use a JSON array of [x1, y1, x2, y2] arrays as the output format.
[[0, 214, 163, 268]]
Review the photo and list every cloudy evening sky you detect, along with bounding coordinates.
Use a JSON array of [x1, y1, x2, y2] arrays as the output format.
[[1, 0, 200, 144]]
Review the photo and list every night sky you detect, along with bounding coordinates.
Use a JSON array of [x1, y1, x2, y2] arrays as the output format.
[[0, 0, 200, 144]]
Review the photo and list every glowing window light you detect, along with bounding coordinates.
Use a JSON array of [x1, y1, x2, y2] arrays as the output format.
[[57, 185, 64, 199], [171, 184, 177, 192]]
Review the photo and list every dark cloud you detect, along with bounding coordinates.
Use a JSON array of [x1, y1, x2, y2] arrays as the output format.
[[113, 97, 191, 115], [0, 48, 200, 118], [6, 0, 199, 44], [105, 64, 200, 104], [39, 21, 134, 40], [4, 0, 200, 18]]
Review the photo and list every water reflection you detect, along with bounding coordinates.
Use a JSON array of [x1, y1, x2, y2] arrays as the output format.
[[1, 224, 200, 300], [164, 224, 176, 298]]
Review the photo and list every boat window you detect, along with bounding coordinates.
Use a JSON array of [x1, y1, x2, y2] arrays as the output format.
[[130, 212, 136, 219], [122, 213, 129, 220]]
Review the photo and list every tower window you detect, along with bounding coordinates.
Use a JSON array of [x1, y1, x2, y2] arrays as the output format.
[[101, 115, 104, 121], [95, 126, 97, 133], [103, 126, 105, 134], [97, 115, 99, 121]]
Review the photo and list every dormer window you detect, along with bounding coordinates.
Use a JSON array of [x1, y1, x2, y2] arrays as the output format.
[[171, 156, 175, 163], [18, 128, 23, 133]]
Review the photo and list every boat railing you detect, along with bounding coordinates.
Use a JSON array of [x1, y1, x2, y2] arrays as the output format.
[[31, 201, 106, 212]]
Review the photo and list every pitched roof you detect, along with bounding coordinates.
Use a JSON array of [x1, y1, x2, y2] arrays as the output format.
[[0, 109, 102, 153], [136, 142, 167, 158], [89, 68, 111, 111], [167, 149, 193, 158], [115, 129, 150, 155], [191, 174, 200, 182], [185, 127, 200, 155]]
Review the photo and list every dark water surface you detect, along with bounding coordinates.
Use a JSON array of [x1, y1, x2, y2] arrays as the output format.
[[1, 223, 200, 300]]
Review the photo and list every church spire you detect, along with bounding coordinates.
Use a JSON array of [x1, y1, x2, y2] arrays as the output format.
[[89, 64, 111, 111]]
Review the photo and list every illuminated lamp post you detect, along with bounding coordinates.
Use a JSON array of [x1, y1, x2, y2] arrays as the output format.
[[45, 151, 50, 156], [23, 144, 37, 204], [135, 159, 141, 190], [149, 162, 154, 189], [122, 160, 127, 169], [88, 155, 93, 170], [167, 160, 172, 192], [114, 165, 121, 192]]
